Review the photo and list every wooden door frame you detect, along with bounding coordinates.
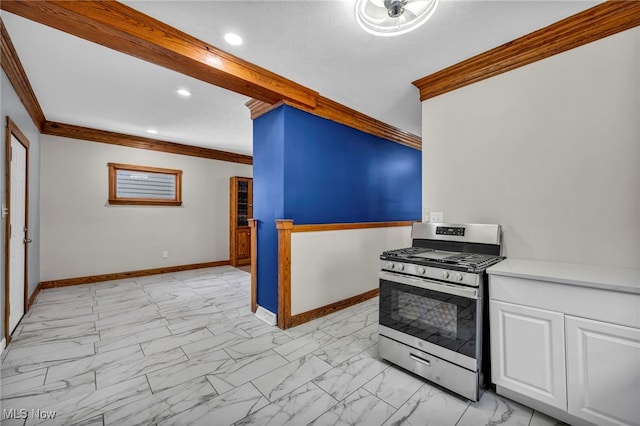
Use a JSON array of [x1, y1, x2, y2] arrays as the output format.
[[4, 117, 30, 343]]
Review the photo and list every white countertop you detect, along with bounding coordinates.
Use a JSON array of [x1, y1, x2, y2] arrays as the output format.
[[487, 258, 640, 295]]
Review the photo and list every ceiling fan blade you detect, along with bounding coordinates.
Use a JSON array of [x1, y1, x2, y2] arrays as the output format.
[[402, 9, 418, 22], [364, 1, 390, 20]]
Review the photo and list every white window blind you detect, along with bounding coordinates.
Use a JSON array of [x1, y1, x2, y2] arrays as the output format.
[[108, 163, 182, 206], [115, 169, 176, 200]]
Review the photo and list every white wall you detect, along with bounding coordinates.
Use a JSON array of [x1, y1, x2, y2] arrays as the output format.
[[290, 226, 411, 315], [422, 27, 640, 268], [40, 135, 252, 281]]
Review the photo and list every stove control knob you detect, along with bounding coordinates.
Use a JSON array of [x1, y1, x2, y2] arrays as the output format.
[[441, 271, 449, 279], [397, 264, 405, 271], [387, 262, 395, 270], [453, 272, 464, 282], [417, 267, 426, 275]]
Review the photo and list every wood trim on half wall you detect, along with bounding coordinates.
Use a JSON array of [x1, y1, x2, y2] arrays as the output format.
[[413, 1, 640, 101], [289, 289, 379, 329], [292, 220, 417, 233], [276, 219, 294, 329], [39, 260, 230, 289], [0, 19, 46, 129], [42, 121, 253, 165], [276, 219, 414, 329]]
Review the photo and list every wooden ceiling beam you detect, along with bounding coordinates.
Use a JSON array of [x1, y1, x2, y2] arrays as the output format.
[[1, 0, 318, 108]]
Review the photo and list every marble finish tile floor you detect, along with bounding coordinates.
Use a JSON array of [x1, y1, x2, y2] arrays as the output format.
[[1, 266, 565, 426]]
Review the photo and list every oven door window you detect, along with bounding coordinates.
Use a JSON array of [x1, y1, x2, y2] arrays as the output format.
[[379, 279, 478, 359]]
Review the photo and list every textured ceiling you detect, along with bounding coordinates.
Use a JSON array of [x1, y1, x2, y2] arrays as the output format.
[[2, 1, 603, 155]]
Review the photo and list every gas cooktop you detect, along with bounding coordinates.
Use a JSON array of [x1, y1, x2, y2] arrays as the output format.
[[381, 246, 504, 272]]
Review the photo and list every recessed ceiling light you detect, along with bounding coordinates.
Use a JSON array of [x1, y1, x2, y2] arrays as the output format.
[[176, 88, 192, 97], [224, 33, 243, 46], [147, 129, 158, 135]]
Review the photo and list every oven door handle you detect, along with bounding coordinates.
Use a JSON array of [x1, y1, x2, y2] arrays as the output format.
[[379, 271, 478, 299]]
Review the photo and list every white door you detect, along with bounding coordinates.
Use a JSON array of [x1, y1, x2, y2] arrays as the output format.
[[566, 316, 640, 426], [8, 134, 27, 334], [490, 300, 567, 410]]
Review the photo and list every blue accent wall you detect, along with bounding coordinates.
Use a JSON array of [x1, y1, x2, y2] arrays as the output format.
[[253, 105, 421, 314], [282, 107, 421, 223]]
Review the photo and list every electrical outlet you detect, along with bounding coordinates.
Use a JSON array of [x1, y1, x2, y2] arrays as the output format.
[[162, 251, 169, 259], [430, 212, 444, 223]]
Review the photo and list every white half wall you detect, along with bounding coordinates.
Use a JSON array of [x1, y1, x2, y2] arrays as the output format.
[[290, 226, 411, 315], [422, 27, 640, 268], [40, 135, 252, 281]]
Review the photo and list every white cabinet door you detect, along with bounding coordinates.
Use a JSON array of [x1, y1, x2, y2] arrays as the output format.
[[566, 316, 640, 426], [490, 300, 567, 410]]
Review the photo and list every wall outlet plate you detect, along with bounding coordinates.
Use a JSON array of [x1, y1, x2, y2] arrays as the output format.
[[430, 212, 444, 223], [162, 251, 169, 259]]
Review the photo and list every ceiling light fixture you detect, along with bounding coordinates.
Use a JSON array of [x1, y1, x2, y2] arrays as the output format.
[[147, 129, 158, 135], [176, 88, 192, 97], [224, 33, 243, 46], [355, 0, 439, 37]]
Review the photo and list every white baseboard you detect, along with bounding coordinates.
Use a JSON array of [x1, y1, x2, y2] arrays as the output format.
[[0, 337, 5, 355], [255, 306, 277, 326]]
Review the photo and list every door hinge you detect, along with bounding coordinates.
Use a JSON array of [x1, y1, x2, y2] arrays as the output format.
[[9, 145, 13, 161]]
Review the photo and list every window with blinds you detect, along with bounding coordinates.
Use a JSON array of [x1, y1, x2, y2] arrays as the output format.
[[108, 163, 182, 206]]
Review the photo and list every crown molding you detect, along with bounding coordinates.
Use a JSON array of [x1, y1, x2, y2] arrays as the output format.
[[41, 121, 253, 165], [1, 0, 318, 108], [413, 1, 640, 101], [0, 18, 46, 128], [245, 98, 422, 150]]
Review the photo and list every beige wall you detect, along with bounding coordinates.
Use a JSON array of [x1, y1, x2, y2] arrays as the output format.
[[40, 135, 252, 281], [422, 27, 640, 268]]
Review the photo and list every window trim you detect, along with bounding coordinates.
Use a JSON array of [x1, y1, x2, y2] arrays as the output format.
[[108, 162, 183, 206]]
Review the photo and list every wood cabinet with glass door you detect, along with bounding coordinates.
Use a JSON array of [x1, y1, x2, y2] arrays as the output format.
[[230, 177, 253, 266]]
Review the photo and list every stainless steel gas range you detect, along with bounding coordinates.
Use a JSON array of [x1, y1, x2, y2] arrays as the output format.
[[378, 222, 504, 401]]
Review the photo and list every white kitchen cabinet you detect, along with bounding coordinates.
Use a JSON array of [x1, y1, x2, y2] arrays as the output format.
[[565, 316, 640, 426], [487, 259, 640, 426], [490, 300, 567, 410]]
